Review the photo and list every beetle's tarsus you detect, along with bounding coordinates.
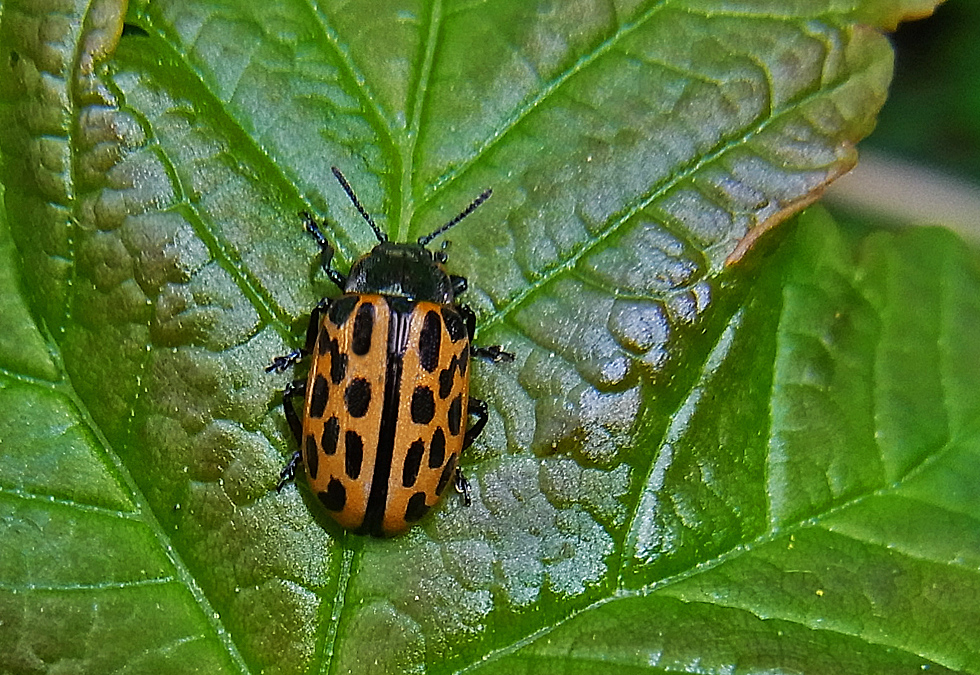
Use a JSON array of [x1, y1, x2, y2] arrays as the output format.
[[278, 451, 302, 492], [266, 349, 305, 374], [473, 345, 514, 362], [454, 467, 472, 507]]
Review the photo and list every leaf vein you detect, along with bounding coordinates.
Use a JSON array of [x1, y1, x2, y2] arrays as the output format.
[[421, 1, 671, 202]]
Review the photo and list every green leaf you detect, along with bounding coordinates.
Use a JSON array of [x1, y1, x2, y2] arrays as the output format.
[[4, 1, 977, 674], [0, 195, 241, 671]]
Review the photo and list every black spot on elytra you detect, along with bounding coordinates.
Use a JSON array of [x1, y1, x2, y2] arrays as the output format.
[[442, 307, 466, 342], [329, 295, 358, 327], [352, 303, 375, 356], [345, 378, 371, 417], [429, 428, 446, 468], [403, 439, 424, 487], [329, 339, 348, 384], [438, 358, 456, 399], [405, 491, 429, 522], [321, 417, 340, 455], [411, 386, 435, 425], [447, 394, 463, 436], [419, 311, 442, 372], [344, 430, 363, 479], [319, 478, 346, 511], [458, 344, 469, 376], [436, 453, 457, 496], [309, 374, 329, 418], [317, 325, 330, 356], [305, 435, 319, 480]]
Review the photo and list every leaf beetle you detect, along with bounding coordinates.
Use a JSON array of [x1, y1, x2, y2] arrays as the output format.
[[269, 167, 512, 537]]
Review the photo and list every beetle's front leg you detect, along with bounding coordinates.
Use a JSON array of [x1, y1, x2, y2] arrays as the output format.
[[450, 274, 467, 297], [300, 211, 347, 290]]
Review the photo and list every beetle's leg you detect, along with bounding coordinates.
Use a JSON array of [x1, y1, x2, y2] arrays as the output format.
[[472, 345, 514, 362], [463, 396, 489, 449], [454, 467, 472, 507], [300, 211, 346, 290], [458, 303, 478, 342], [266, 297, 331, 373], [278, 451, 302, 492], [300, 297, 330, 356], [277, 378, 307, 492], [267, 350, 303, 374], [282, 379, 306, 447], [450, 274, 467, 297], [457, 304, 515, 362]]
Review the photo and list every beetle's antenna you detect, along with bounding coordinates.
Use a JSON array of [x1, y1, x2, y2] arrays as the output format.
[[332, 166, 387, 243], [418, 188, 492, 247]]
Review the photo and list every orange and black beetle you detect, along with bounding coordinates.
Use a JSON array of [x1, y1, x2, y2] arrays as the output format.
[[269, 167, 512, 536]]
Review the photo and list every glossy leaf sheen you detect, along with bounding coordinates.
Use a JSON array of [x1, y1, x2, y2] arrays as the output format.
[[2, 1, 974, 674]]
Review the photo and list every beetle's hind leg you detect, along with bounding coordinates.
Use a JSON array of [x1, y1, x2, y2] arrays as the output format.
[[451, 397, 491, 508], [278, 451, 303, 492], [282, 379, 306, 446], [454, 467, 472, 507], [463, 396, 489, 450], [277, 378, 307, 491]]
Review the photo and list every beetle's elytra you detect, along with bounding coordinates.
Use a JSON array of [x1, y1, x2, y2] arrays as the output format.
[[268, 167, 513, 537]]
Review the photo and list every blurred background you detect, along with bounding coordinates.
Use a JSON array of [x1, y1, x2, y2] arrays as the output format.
[[826, 0, 980, 244]]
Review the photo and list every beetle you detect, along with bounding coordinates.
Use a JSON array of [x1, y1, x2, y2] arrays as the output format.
[[268, 167, 513, 537]]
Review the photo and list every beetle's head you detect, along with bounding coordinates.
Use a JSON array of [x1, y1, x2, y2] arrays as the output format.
[[346, 242, 453, 303], [329, 167, 491, 303]]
